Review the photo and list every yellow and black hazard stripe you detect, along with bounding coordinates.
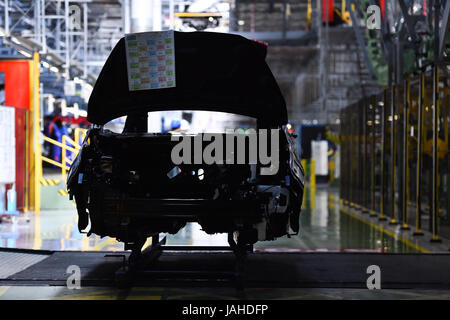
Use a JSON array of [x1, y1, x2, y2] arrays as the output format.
[[58, 189, 69, 196], [40, 178, 61, 186]]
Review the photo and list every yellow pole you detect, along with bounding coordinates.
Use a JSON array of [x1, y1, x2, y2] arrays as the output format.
[[301, 159, 307, 207], [27, 58, 34, 211], [329, 157, 335, 182], [301, 159, 307, 184], [307, 0, 312, 28], [32, 52, 41, 216], [24, 109, 29, 212], [310, 158, 316, 189], [74, 128, 80, 146], [62, 135, 67, 181], [311, 182, 316, 210]]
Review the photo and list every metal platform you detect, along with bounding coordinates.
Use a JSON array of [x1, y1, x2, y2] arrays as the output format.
[[0, 250, 50, 279], [2, 247, 450, 290]]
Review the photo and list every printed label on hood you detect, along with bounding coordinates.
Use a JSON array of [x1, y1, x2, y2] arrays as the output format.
[[125, 30, 176, 91]]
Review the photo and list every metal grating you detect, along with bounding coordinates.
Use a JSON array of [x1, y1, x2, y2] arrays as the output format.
[[0, 251, 50, 279]]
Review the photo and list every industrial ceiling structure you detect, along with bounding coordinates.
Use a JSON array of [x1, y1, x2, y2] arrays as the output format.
[[0, 0, 312, 82], [3, 1, 448, 126]]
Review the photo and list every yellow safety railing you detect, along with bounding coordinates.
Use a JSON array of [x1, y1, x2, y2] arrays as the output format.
[[29, 50, 87, 217], [41, 135, 76, 175], [40, 128, 87, 183]]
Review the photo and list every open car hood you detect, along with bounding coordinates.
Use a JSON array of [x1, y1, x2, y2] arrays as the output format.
[[87, 31, 287, 127]]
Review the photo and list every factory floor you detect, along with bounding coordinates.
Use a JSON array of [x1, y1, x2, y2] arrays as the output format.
[[1, 185, 450, 300], [2, 286, 450, 300], [1, 185, 448, 253]]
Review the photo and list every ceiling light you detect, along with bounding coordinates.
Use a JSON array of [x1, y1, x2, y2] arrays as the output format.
[[18, 50, 31, 58], [11, 36, 21, 44]]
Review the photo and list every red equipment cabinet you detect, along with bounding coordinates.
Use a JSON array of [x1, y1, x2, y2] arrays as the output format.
[[0, 60, 32, 212]]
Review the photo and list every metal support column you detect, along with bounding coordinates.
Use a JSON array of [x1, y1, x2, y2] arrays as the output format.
[[345, 108, 350, 205], [362, 98, 369, 213], [41, 0, 47, 53], [379, 92, 387, 221], [83, 2, 88, 79], [402, 79, 411, 229], [169, 0, 174, 29], [431, 0, 441, 242], [356, 101, 362, 210], [370, 97, 377, 217], [64, 0, 70, 77], [431, 65, 441, 242], [390, 85, 398, 225], [4, 0, 9, 36], [32, 52, 42, 217], [35, 0, 41, 45], [414, 72, 425, 236], [56, 0, 61, 53], [349, 104, 355, 207]]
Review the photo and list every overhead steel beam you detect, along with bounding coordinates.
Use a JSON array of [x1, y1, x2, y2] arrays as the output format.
[[0, 0, 122, 79]]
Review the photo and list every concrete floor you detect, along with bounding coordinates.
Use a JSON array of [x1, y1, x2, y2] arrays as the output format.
[[1, 185, 450, 300], [2, 286, 450, 300], [1, 186, 444, 253], [0, 186, 430, 253]]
